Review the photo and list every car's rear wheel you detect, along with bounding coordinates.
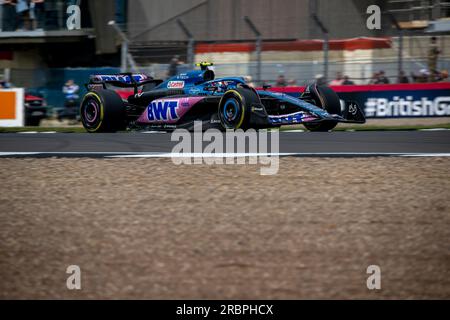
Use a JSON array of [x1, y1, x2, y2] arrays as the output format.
[[218, 88, 259, 130], [303, 85, 342, 132], [80, 90, 125, 133]]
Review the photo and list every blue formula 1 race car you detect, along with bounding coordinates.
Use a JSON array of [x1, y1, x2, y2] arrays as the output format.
[[80, 62, 365, 132]]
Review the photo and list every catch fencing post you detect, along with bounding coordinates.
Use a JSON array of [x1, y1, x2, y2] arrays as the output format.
[[108, 20, 138, 73], [388, 13, 404, 81], [177, 19, 195, 69], [244, 16, 262, 86], [311, 14, 329, 84]]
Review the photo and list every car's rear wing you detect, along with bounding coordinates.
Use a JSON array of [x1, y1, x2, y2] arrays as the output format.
[[86, 73, 163, 95]]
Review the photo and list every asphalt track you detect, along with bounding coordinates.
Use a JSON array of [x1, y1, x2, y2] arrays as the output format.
[[0, 131, 449, 157]]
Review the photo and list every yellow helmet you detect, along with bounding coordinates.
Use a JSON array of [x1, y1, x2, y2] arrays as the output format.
[[195, 61, 214, 70]]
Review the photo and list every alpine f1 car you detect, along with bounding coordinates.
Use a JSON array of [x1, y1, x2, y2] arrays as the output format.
[[80, 62, 365, 132]]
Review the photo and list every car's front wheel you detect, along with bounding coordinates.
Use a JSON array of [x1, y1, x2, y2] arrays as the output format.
[[218, 88, 259, 130], [303, 85, 342, 132]]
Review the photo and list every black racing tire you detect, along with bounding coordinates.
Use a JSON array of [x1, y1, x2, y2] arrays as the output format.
[[80, 90, 125, 133], [218, 87, 259, 130], [303, 85, 342, 132]]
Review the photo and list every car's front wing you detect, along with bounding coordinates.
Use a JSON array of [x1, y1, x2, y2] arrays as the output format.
[[249, 100, 366, 127]]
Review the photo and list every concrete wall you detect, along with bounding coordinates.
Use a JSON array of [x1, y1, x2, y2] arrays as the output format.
[[128, 0, 392, 42]]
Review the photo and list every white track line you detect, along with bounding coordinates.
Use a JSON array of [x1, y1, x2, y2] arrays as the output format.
[[15, 131, 57, 134], [107, 152, 297, 158], [1, 152, 450, 158], [140, 131, 168, 134], [400, 153, 450, 157], [419, 128, 450, 131], [107, 152, 450, 158]]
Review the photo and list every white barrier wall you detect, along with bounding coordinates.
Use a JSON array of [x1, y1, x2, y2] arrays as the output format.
[[0, 88, 24, 127]]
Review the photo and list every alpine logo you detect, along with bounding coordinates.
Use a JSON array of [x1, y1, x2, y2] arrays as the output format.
[[167, 81, 185, 89], [147, 100, 179, 121], [348, 103, 358, 115]]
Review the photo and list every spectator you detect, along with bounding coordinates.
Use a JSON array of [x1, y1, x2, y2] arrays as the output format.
[[30, 0, 45, 31], [168, 55, 182, 78], [329, 72, 343, 86], [342, 75, 354, 85], [377, 70, 390, 84], [411, 69, 431, 83], [428, 36, 441, 82], [287, 79, 297, 87], [2, 0, 17, 31], [261, 80, 270, 88], [63, 79, 79, 100], [368, 72, 379, 84], [417, 69, 430, 83], [315, 74, 326, 86], [0, 76, 12, 88], [15, 0, 31, 31], [244, 76, 255, 88], [438, 70, 448, 83], [275, 74, 287, 87], [397, 71, 409, 84], [59, 79, 80, 122]]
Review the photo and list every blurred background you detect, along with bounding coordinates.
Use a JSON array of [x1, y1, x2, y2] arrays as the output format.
[[0, 0, 449, 124]]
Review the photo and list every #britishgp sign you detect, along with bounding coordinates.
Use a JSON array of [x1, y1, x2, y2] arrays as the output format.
[[271, 83, 450, 118]]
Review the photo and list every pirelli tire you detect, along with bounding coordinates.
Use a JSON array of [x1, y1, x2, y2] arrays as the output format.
[[303, 85, 342, 132], [218, 87, 259, 130], [80, 89, 126, 133]]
